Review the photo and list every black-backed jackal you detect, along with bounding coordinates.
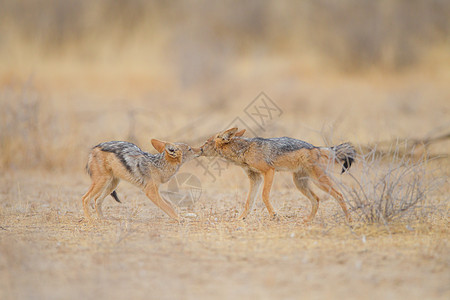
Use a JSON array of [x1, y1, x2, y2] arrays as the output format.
[[82, 140, 201, 221], [200, 128, 355, 222]]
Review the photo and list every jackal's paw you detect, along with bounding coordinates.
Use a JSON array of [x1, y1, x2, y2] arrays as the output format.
[[80, 215, 94, 224], [237, 213, 248, 220], [345, 217, 353, 226], [302, 217, 312, 225], [270, 213, 280, 221]]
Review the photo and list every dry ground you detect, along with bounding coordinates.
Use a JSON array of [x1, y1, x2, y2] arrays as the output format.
[[0, 167, 448, 300], [1, 71, 449, 300], [0, 71, 449, 299]]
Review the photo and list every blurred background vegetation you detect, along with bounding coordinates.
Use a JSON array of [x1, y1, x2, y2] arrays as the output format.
[[2, 0, 449, 73], [0, 0, 449, 170]]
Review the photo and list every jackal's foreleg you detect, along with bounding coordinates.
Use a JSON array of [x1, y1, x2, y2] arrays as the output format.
[[261, 168, 276, 218], [144, 183, 181, 221], [238, 170, 263, 219]]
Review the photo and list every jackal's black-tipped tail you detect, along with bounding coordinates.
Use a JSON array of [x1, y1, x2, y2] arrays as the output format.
[[331, 143, 356, 173], [110, 190, 121, 203]]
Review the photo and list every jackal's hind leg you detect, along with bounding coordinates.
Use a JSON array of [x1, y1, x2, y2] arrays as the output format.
[[82, 176, 109, 221], [95, 177, 119, 219], [293, 172, 321, 223], [82, 184, 95, 220], [311, 167, 352, 222]]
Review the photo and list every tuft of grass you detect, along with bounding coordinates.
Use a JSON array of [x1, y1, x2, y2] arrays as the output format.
[[334, 144, 445, 224]]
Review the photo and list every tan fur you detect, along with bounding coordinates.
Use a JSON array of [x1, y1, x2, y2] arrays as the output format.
[[200, 128, 353, 223], [82, 140, 201, 222]]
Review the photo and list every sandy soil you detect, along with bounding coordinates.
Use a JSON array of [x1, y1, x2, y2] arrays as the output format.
[[0, 170, 448, 300]]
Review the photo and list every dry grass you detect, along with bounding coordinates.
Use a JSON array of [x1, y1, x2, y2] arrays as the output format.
[[332, 146, 446, 224]]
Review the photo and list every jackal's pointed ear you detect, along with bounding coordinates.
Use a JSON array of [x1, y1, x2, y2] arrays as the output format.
[[165, 143, 179, 158], [151, 139, 166, 153], [219, 127, 238, 143], [235, 129, 246, 137]]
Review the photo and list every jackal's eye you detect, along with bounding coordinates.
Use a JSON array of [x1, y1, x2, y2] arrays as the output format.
[[188, 147, 192, 151]]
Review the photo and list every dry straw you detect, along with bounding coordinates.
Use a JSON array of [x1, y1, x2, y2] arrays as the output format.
[[330, 142, 446, 225]]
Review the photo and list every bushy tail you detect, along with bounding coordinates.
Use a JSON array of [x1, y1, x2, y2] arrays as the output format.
[[110, 190, 121, 203], [330, 143, 356, 174]]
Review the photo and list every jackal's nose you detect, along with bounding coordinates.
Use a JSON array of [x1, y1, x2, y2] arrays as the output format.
[[192, 147, 202, 156]]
